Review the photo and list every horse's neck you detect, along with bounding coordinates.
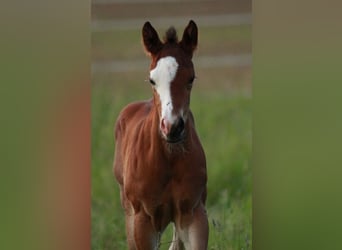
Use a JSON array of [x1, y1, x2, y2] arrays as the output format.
[[144, 103, 167, 153]]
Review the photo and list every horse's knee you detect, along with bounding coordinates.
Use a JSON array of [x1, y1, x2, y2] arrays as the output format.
[[175, 204, 208, 250], [125, 213, 136, 250], [188, 205, 208, 248], [133, 211, 160, 250]]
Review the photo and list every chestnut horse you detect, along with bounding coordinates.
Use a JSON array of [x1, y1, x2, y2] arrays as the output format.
[[113, 20, 208, 250]]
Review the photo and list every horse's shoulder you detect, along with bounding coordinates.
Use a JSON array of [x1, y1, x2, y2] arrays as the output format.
[[122, 100, 150, 116], [115, 99, 152, 138]]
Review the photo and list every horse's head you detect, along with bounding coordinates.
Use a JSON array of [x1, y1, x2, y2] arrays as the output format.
[[142, 20, 198, 143]]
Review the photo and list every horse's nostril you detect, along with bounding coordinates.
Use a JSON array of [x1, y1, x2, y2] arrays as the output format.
[[178, 118, 185, 132], [168, 117, 185, 141]]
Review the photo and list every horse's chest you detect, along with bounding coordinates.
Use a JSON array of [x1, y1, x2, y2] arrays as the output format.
[[125, 155, 204, 205], [125, 157, 173, 198]]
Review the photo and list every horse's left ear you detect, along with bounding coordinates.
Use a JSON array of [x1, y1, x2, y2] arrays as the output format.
[[180, 20, 198, 57]]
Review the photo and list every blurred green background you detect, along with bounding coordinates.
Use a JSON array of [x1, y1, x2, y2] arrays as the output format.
[[91, 0, 251, 249]]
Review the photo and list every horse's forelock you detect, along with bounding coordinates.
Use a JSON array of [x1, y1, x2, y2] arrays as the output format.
[[164, 27, 178, 44]]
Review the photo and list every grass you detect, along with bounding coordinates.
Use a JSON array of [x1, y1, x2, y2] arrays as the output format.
[[91, 68, 251, 249]]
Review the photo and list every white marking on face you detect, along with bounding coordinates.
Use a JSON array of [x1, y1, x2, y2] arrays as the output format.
[[150, 56, 179, 124]]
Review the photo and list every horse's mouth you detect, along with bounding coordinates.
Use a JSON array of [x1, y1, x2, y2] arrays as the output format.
[[166, 136, 184, 144], [165, 131, 186, 144]]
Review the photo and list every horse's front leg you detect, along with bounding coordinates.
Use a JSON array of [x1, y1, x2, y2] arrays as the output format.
[[132, 210, 160, 250], [174, 203, 208, 250], [169, 223, 185, 250]]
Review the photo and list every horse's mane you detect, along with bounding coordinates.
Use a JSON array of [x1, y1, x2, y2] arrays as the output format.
[[164, 26, 178, 44]]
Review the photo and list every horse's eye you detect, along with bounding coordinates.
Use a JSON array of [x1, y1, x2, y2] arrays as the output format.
[[149, 79, 156, 85], [186, 82, 193, 90], [186, 76, 195, 90]]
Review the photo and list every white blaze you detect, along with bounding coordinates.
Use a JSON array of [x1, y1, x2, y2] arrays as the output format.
[[150, 56, 179, 124]]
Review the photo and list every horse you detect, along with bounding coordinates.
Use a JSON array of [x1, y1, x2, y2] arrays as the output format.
[[113, 20, 208, 250]]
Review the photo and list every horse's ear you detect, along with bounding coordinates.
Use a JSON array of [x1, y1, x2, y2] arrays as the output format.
[[142, 22, 163, 56], [180, 20, 198, 57]]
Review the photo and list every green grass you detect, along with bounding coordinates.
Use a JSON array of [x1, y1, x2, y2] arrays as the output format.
[[91, 68, 251, 249]]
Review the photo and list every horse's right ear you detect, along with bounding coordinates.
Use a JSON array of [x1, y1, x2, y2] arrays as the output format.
[[142, 22, 163, 56]]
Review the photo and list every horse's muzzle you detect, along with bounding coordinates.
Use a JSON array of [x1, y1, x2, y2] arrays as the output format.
[[161, 117, 185, 143]]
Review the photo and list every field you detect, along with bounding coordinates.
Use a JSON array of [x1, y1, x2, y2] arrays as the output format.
[[92, 1, 251, 249]]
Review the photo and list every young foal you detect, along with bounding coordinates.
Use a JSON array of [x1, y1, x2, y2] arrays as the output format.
[[113, 20, 208, 250]]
